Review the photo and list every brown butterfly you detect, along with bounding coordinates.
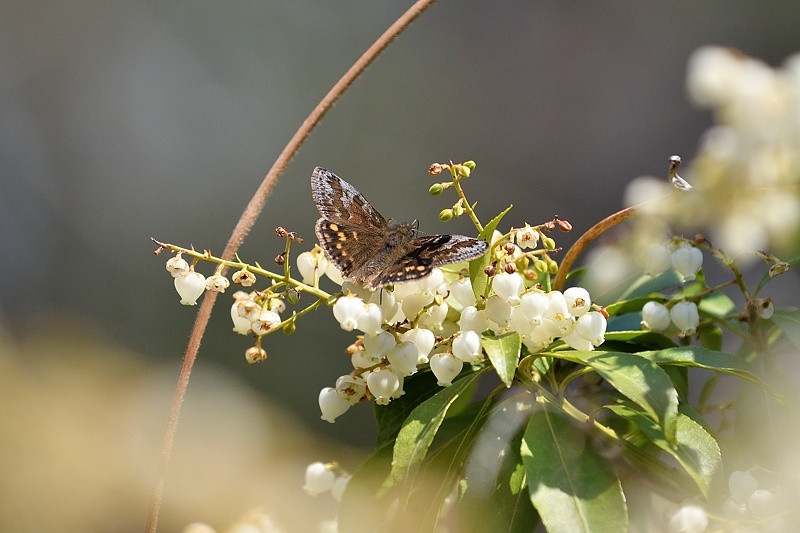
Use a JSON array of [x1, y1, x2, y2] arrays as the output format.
[[312, 167, 488, 290]]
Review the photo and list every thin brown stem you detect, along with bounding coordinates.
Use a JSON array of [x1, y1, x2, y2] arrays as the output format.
[[553, 205, 638, 291], [144, 1, 438, 531]]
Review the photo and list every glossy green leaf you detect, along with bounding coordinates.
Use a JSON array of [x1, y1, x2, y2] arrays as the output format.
[[482, 332, 521, 387], [374, 369, 448, 447], [606, 404, 722, 498], [698, 291, 737, 319], [522, 402, 627, 533], [459, 393, 539, 533], [391, 368, 488, 486], [771, 309, 800, 351], [558, 351, 679, 445], [470, 204, 513, 300]]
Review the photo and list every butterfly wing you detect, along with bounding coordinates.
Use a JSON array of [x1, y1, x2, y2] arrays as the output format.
[[366, 234, 488, 289], [311, 167, 387, 227], [315, 218, 385, 280]]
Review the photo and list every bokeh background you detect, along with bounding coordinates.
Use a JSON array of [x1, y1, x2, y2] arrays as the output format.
[[3, 2, 800, 531]]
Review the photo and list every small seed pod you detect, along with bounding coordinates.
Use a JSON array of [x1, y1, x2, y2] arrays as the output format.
[[484, 263, 497, 277], [429, 183, 444, 196], [429, 163, 444, 176], [274, 253, 286, 265], [504, 262, 517, 274], [275, 227, 288, 237], [439, 208, 454, 222]]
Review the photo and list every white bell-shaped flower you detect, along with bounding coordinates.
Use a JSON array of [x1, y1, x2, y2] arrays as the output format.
[[367, 367, 400, 405], [573, 312, 607, 349], [331, 475, 350, 502], [430, 352, 463, 386], [418, 301, 448, 331], [387, 341, 419, 376], [363, 330, 395, 359], [459, 306, 489, 333], [668, 504, 708, 533], [251, 309, 281, 336], [641, 301, 671, 332], [522, 326, 552, 353], [671, 244, 703, 281], [351, 348, 380, 370], [642, 243, 672, 276], [520, 291, 549, 325], [492, 272, 524, 305], [722, 498, 748, 520], [297, 250, 328, 285], [418, 268, 446, 295], [335, 374, 367, 405], [748, 489, 777, 519], [509, 306, 535, 338], [401, 292, 434, 321], [333, 295, 366, 331], [319, 387, 350, 423], [452, 330, 483, 364], [230, 301, 252, 335], [485, 294, 512, 329], [174, 271, 206, 305], [166, 254, 190, 278], [728, 470, 759, 503], [670, 300, 699, 335], [564, 287, 592, 317], [516, 223, 539, 250], [303, 461, 335, 496], [400, 328, 435, 364], [449, 278, 477, 307], [369, 289, 397, 323], [325, 262, 344, 285], [357, 303, 384, 336]]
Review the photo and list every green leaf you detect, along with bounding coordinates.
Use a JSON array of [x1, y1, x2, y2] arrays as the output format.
[[556, 351, 679, 446], [479, 204, 513, 242], [522, 402, 627, 533], [603, 330, 677, 351], [637, 346, 775, 393], [771, 309, 800, 351], [391, 368, 489, 487], [698, 291, 737, 319], [604, 296, 665, 318], [482, 332, 521, 387], [618, 270, 682, 300], [374, 369, 446, 448], [606, 404, 722, 498], [459, 393, 540, 533], [470, 204, 513, 301]]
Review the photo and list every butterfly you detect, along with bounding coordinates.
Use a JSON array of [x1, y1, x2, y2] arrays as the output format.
[[311, 167, 488, 291]]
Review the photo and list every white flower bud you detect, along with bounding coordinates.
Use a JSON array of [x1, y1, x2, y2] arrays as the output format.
[[230, 302, 252, 335], [357, 303, 384, 336], [418, 268, 445, 295], [369, 289, 397, 323], [296, 251, 321, 285], [165, 254, 190, 278], [449, 277, 477, 307], [303, 462, 335, 496], [509, 306, 535, 337], [430, 352, 463, 386], [174, 271, 206, 305], [333, 295, 365, 331], [319, 387, 350, 423], [400, 328, 435, 364], [562, 331, 593, 351], [401, 292, 434, 321], [671, 244, 703, 281], [545, 290, 569, 318], [351, 349, 379, 371], [516, 223, 539, 249], [492, 272, 524, 305], [670, 301, 699, 335], [452, 330, 483, 364], [564, 287, 592, 317], [642, 301, 671, 332], [459, 306, 489, 333], [520, 291, 549, 324], [668, 504, 708, 533], [325, 263, 344, 285], [387, 341, 419, 376], [367, 368, 400, 405]]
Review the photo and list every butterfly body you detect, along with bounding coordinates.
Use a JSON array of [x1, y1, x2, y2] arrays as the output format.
[[312, 167, 488, 290]]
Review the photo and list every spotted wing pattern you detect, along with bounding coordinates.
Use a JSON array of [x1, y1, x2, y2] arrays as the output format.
[[311, 167, 488, 290]]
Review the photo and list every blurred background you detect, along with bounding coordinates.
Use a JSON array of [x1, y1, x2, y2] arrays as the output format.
[[3, 1, 800, 531]]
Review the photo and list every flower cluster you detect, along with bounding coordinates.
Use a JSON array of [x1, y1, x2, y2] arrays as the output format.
[[303, 461, 350, 501], [317, 255, 607, 422], [632, 47, 800, 258]]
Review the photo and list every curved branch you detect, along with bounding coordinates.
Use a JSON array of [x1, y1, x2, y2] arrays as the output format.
[[145, 1, 438, 530]]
